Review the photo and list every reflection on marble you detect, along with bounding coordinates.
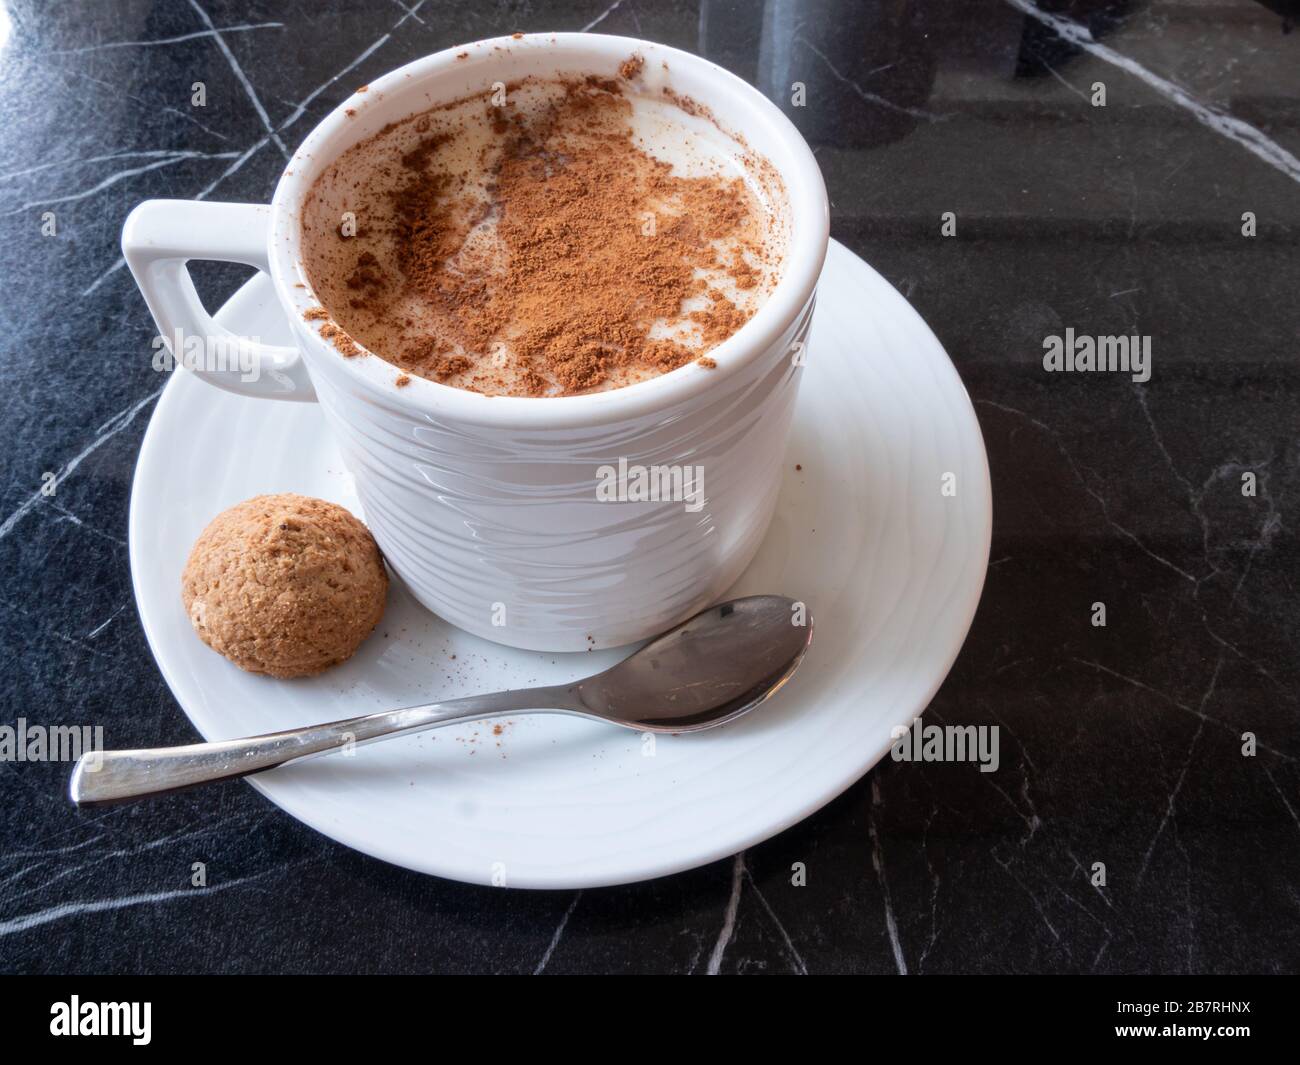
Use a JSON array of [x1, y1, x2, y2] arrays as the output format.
[[0, 0, 1296, 974]]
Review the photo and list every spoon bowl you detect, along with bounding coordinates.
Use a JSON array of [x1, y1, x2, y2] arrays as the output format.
[[575, 596, 812, 732]]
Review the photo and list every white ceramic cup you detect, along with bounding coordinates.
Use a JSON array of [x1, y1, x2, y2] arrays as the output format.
[[123, 33, 829, 652]]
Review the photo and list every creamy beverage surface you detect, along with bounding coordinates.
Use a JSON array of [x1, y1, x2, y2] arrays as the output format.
[[299, 66, 789, 397]]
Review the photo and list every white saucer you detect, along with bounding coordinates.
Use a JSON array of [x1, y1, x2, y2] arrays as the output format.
[[129, 239, 991, 888]]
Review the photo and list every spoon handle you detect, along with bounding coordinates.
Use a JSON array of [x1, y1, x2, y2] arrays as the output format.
[[68, 684, 578, 806]]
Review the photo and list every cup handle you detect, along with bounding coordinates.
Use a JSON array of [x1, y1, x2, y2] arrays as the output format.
[[122, 200, 316, 402]]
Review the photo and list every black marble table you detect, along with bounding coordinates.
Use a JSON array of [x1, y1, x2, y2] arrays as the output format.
[[1, 0, 1296, 975]]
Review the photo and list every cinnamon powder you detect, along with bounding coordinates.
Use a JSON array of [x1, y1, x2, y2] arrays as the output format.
[[302, 305, 361, 357], [306, 74, 777, 396]]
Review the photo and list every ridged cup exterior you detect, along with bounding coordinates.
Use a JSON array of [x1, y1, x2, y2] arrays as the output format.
[[303, 300, 814, 651]]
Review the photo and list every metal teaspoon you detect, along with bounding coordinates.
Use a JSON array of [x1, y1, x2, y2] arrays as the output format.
[[69, 595, 813, 805]]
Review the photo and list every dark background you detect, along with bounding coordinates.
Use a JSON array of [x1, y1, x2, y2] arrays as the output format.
[[1, 0, 1297, 974]]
